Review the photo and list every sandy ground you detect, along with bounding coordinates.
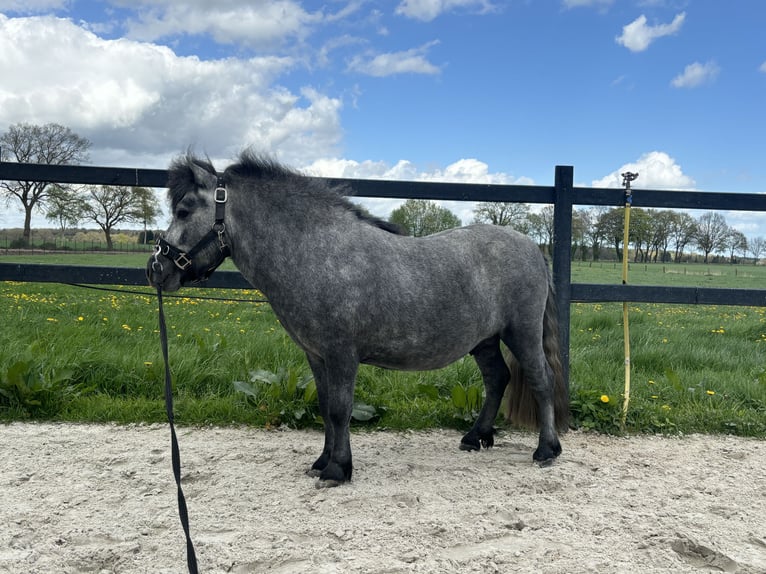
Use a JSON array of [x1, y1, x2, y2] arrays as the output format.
[[1, 423, 765, 574]]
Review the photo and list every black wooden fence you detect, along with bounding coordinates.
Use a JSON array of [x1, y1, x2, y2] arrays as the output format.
[[2, 160, 765, 382]]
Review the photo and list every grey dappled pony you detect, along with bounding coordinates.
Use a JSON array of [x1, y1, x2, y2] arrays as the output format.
[[147, 151, 569, 487]]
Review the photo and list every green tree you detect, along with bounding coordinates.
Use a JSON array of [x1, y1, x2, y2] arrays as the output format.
[[78, 185, 160, 250], [389, 199, 461, 237], [0, 123, 90, 245], [597, 208, 628, 261], [571, 209, 589, 261], [45, 186, 82, 233], [668, 211, 697, 262], [647, 210, 675, 263], [629, 208, 653, 262]]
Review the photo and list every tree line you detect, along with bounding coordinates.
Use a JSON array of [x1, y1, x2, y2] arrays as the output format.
[[0, 123, 160, 249], [3, 122, 764, 262], [390, 199, 765, 264]]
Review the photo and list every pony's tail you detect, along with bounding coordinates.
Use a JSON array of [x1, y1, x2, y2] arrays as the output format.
[[504, 274, 569, 432]]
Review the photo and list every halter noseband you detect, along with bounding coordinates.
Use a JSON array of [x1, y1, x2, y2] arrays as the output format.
[[153, 176, 231, 282]]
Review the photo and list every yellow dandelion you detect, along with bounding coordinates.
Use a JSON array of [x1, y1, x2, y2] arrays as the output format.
[[77, 316, 84, 322], [600, 395, 610, 403], [706, 390, 716, 396]]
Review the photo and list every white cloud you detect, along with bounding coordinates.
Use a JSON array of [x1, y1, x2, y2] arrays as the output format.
[[0, 14, 343, 167], [562, 0, 613, 9], [304, 157, 533, 223], [616, 12, 685, 52], [395, 0, 494, 22], [0, 0, 67, 12], [759, 61, 766, 73], [671, 60, 720, 88], [121, 0, 321, 50], [347, 41, 441, 77], [591, 151, 695, 190]]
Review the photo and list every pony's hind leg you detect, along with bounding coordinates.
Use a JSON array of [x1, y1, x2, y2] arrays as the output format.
[[460, 337, 510, 451], [502, 333, 561, 464]]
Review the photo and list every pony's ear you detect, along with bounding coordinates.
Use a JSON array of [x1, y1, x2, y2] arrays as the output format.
[[189, 161, 217, 191]]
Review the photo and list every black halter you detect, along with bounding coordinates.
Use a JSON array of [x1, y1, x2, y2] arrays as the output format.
[[153, 177, 231, 283]]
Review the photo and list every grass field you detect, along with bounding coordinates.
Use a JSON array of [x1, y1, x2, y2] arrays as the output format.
[[1, 254, 765, 436]]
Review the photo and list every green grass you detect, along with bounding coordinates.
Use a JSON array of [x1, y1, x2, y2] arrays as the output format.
[[572, 260, 766, 289], [1, 257, 764, 436]]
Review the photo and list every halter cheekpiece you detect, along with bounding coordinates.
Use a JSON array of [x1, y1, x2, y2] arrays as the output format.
[[153, 176, 231, 281]]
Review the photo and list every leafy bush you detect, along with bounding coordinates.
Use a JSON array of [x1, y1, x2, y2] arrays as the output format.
[[233, 368, 381, 428], [0, 361, 77, 417]]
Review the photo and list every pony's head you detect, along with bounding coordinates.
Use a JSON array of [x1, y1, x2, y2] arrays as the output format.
[[146, 155, 231, 291]]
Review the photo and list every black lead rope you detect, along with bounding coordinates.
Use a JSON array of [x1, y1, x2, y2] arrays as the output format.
[[157, 287, 199, 574]]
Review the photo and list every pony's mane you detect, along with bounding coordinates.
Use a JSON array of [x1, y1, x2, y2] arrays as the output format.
[[167, 154, 216, 210], [225, 151, 406, 235]]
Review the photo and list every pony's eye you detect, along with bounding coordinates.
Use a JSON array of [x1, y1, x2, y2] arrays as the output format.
[[176, 209, 190, 220]]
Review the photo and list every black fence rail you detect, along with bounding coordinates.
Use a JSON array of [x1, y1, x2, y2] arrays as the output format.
[[2, 161, 765, 382]]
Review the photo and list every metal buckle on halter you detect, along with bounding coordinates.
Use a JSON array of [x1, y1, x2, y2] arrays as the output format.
[[214, 186, 227, 203], [173, 252, 192, 270]]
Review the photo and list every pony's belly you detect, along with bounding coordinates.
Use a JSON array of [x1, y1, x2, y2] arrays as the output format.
[[361, 349, 467, 372]]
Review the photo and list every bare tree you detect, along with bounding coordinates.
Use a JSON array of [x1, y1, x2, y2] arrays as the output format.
[[527, 205, 555, 254], [581, 206, 607, 261], [78, 186, 160, 249], [748, 236, 765, 264], [0, 123, 90, 245], [694, 212, 730, 263], [726, 230, 747, 263], [473, 202, 530, 231]]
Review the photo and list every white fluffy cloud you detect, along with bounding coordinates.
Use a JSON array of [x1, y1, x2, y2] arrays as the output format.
[[395, 0, 494, 22], [0, 14, 343, 167], [761, 61, 766, 73], [671, 61, 720, 88], [591, 151, 695, 190], [347, 41, 441, 77], [121, 0, 321, 50], [616, 12, 685, 52]]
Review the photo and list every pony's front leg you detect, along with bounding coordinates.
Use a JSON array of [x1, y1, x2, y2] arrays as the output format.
[[305, 352, 358, 487], [306, 354, 332, 477]]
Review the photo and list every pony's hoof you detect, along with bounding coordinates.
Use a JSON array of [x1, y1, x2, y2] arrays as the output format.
[[533, 441, 562, 465], [315, 478, 344, 489], [459, 441, 480, 452], [306, 468, 322, 478]]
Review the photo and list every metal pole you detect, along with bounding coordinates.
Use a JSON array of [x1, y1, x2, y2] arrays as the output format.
[[620, 171, 638, 427]]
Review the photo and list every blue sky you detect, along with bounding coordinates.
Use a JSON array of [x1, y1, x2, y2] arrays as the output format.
[[0, 0, 764, 236]]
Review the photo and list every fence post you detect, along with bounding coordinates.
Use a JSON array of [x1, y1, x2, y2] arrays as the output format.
[[552, 165, 574, 386]]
